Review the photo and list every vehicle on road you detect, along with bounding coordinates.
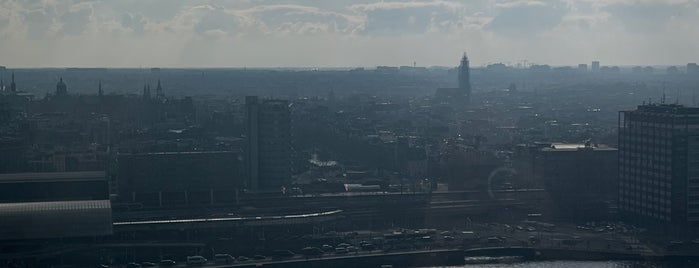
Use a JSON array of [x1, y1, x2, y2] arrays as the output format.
[[186, 255, 207, 266], [214, 254, 235, 264], [159, 260, 176, 266], [302, 247, 324, 256], [321, 244, 334, 252], [237, 256, 250, 261], [272, 249, 295, 259]]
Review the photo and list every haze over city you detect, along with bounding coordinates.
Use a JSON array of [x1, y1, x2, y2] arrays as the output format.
[[5, 1, 699, 268], [1, 0, 699, 67]]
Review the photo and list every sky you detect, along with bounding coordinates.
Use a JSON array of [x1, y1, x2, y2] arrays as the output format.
[[1, 0, 699, 68]]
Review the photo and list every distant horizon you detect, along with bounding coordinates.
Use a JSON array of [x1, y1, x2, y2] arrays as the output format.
[[1, 63, 697, 70], [2, 1, 699, 68]]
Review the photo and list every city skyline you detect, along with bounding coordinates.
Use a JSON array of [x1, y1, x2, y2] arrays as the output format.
[[1, 0, 699, 68]]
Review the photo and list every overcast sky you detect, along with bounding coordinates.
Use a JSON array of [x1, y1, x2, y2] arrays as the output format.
[[1, 0, 698, 68]]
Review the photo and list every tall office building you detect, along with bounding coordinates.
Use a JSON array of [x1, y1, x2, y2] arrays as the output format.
[[618, 104, 699, 229], [458, 53, 472, 103], [246, 96, 292, 192], [591, 61, 600, 72]]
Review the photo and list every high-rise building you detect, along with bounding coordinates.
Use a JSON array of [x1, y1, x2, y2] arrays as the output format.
[[246, 96, 292, 192], [591, 61, 600, 72], [618, 104, 699, 230], [458, 53, 472, 103]]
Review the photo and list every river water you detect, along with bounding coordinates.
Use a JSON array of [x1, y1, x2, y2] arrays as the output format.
[[429, 260, 698, 268]]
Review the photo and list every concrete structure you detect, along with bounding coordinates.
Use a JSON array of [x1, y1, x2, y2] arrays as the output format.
[[246, 96, 292, 192], [618, 104, 699, 229]]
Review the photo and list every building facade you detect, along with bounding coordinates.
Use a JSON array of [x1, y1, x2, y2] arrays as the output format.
[[246, 96, 292, 192], [619, 104, 699, 230], [539, 142, 618, 219]]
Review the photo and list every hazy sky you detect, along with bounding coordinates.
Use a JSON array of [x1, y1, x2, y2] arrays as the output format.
[[1, 0, 698, 68]]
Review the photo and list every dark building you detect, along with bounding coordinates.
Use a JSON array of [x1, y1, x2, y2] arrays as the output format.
[[688, 63, 699, 74], [435, 53, 472, 105], [246, 96, 292, 192], [539, 142, 618, 219], [10, 72, 16, 93], [458, 53, 472, 103], [55, 78, 67, 96], [0, 171, 112, 240], [116, 151, 242, 206], [618, 104, 699, 230], [591, 61, 600, 72]]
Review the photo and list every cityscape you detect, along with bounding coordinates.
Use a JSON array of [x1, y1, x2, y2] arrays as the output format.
[[3, 1, 699, 268]]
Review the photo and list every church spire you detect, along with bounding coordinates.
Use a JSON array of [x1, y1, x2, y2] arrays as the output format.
[[10, 72, 16, 93], [143, 83, 151, 99], [156, 79, 163, 98]]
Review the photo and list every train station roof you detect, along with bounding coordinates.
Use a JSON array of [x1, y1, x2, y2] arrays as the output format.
[[0, 200, 112, 240]]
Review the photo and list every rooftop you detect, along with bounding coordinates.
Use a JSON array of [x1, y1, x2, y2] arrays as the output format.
[[0, 171, 106, 184]]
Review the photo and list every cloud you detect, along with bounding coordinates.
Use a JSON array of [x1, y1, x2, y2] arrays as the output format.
[[120, 12, 145, 34], [194, 5, 240, 35], [236, 4, 360, 35], [485, 1, 566, 37], [59, 2, 92, 35], [602, 1, 697, 33], [350, 1, 467, 35], [23, 8, 56, 39]]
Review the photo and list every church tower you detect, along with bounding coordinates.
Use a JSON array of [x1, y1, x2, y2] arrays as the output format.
[[143, 83, 151, 100], [458, 53, 471, 103], [55, 77, 67, 95], [156, 79, 163, 99]]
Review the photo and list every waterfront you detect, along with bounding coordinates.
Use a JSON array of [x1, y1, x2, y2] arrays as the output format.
[[434, 260, 698, 268]]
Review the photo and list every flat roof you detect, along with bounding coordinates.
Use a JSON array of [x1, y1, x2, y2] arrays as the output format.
[[0, 171, 106, 184], [0, 200, 112, 240]]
